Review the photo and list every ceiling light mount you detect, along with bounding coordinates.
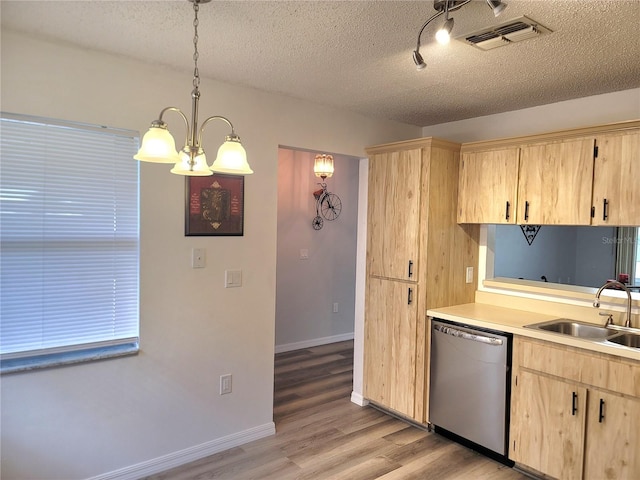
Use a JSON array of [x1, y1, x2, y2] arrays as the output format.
[[412, 0, 507, 70], [134, 0, 253, 176], [433, 0, 468, 12]]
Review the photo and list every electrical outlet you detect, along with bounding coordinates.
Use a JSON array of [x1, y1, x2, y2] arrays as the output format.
[[220, 374, 232, 395], [333, 302, 339, 313]]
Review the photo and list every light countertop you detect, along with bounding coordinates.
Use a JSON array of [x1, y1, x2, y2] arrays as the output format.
[[427, 303, 640, 362]]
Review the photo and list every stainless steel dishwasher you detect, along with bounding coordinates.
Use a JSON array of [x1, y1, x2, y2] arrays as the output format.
[[429, 318, 512, 460]]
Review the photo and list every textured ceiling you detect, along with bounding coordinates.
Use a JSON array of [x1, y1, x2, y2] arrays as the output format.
[[2, 0, 639, 126]]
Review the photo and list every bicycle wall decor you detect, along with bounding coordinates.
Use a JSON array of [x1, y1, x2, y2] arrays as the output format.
[[312, 182, 342, 230]]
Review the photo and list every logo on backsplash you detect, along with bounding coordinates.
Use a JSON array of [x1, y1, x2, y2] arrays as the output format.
[[520, 225, 542, 246]]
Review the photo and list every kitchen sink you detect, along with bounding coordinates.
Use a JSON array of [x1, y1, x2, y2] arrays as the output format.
[[606, 333, 640, 348], [525, 319, 615, 340]]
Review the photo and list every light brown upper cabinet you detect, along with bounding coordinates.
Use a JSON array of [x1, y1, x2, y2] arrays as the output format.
[[518, 137, 595, 225], [367, 148, 422, 280], [457, 121, 640, 226], [591, 129, 640, 226], [457, 147, 519, 224]]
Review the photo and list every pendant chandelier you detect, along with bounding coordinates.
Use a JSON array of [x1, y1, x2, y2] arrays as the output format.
[[134, 0, 253, 176]]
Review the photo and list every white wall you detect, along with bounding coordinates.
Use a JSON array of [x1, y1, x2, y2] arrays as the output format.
[[275, 149, 359, 351], [0, 30, 420, 480], [420, 88, 640, 142]]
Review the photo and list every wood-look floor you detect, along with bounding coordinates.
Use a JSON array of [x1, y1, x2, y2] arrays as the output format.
[[145, 340, 528, 480]]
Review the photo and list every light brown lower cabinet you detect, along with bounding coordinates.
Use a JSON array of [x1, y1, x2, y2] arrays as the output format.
[[583, 389, 640, 479], [510, 336, 640, 480], [510, 370, 586, 480], [363, 277, 417, 418]]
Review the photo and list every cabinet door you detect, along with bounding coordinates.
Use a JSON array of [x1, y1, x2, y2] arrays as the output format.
[[510, 370, 586, 480], [592, 129, 640, 225], [457, 148, 519, 224], [367, 149, 422, 280], [518, 138, 595, 225], [584, 390, 640, 480], [363, 277, 417, 418]]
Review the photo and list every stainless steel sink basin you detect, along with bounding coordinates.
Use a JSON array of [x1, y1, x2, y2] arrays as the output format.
[[606, 333, 640, 348], [525, 319, 615, 340]]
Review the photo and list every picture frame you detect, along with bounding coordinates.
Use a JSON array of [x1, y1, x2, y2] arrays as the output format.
[[185, 174, 245, 236]]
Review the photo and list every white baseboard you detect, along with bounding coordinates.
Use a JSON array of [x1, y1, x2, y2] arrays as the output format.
[[350, 391, 369, 407], [275, 332, 354, 353], [88, 422, 276, 480]]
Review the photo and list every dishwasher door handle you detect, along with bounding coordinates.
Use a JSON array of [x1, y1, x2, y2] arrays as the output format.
[[433, 324, 504, 346]]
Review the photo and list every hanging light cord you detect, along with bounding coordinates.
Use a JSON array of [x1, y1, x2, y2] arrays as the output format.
[[192, 1, 200, 91]]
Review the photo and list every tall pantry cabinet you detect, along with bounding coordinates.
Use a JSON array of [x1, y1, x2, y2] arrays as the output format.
[[363, 137, 479, 423]]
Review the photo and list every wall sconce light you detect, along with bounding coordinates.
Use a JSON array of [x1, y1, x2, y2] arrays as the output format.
[[313, 154, 334, 181], [413, 0, 508, 70], [134, 0, 253, 176]]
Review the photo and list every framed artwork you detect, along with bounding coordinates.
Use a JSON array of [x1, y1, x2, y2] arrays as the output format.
[[185, 174, 245, 236]]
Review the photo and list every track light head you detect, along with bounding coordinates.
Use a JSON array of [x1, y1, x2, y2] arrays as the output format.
[[412, 50, 427, 70], [486, 0, 507, 17], [435, 17, 454, 44]]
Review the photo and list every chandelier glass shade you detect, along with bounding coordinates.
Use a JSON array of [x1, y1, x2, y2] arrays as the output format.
[[133, 123, 181, 164], [134, 0, 252, 176]]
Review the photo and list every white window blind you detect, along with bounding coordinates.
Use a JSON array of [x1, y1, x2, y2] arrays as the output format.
[[0, 113, 139, 368]]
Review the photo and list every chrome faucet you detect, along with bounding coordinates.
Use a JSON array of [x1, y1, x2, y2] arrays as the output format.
[[593, 280, 633, 328]]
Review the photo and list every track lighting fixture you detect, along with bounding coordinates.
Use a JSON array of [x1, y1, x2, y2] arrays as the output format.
[[412, 0, 507, 70]]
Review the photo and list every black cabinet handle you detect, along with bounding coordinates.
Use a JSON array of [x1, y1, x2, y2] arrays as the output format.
[[408, 260, 413, 278], [603, 199, 609, 221], [572, 391, 578, 415], [505, 201, 511, 221], [599, 398, 605, 423], [524, 201, 530, 221], [407, 287, 413, 305]]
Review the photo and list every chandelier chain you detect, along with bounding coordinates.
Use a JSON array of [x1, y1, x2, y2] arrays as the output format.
[[192, 1, 200, 89]]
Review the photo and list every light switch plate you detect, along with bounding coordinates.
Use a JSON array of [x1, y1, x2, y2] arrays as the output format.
[[300, 249, 309, 259], [225, 269, 242, 288], [220, 374, 232, 395], [465, 266, 474, 284]]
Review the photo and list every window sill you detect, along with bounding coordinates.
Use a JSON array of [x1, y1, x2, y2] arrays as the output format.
[[1, 341, 139, 374]]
